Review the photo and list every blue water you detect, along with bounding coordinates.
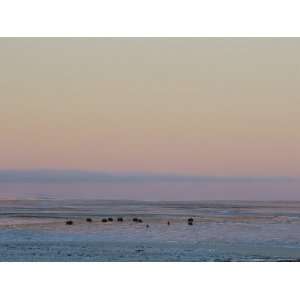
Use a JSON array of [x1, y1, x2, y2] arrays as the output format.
[[1, 200, 300, 261]]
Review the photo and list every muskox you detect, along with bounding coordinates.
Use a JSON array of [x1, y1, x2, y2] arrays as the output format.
[[188, 217, 194, 225], [86, 218, 93, 223], [132, 217, 139, 222], [102, 218, 108, 223], [65, 220, 73, 225], [117, 217, 124, 222], [108, 217, 113, 222]]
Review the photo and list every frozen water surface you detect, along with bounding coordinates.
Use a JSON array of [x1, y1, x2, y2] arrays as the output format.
[[1, 200, 300, 261]]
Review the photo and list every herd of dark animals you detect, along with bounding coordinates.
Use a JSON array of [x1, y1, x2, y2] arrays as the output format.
[[65, 217, 194, 226]]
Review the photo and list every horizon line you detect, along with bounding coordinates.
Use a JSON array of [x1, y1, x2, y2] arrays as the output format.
[[0, 169, 297, 183]]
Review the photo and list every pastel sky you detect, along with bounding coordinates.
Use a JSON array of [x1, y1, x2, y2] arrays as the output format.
[[0, 38, 299, 200]]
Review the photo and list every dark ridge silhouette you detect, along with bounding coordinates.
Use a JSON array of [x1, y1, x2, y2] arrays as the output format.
[[86, 218, 92, 223], [117, 217, 124, 222], [65, 220, 73, 225], [102, 218, 108, 223], [108, 217, 113, 222]]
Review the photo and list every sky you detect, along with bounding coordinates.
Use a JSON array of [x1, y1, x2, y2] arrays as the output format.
[[0, 38, 299, 200]]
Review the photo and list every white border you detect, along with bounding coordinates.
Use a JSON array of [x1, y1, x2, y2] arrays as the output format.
[[1, 263, 300, 300], [0, 0, 300, 36]]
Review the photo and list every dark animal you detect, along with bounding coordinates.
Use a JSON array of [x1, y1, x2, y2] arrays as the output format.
[[108, 217, 113, 222], [146, 224, 150, 228], [133, 217, 138, 222], [188, 217, 194, 225], [102, 218, 108, 223], [117, 217, 123, 222], [86, 218, 92, 223], [137, 219, 143, 223], [167, 221, 170, 225], [65, 220, 73, 225]]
